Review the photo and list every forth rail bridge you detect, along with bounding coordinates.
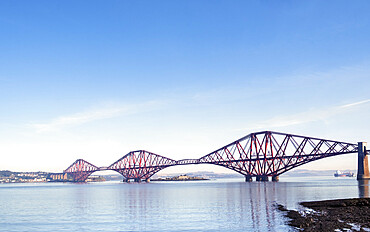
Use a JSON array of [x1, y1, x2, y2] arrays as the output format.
[[62, 131, 370, 182]]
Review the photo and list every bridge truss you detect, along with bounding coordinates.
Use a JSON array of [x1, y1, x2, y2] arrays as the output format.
[[108, 150, 177, 182], [64, 159, 100, 182], [198, 131, 357, 181], [63, 131, 359, 182]]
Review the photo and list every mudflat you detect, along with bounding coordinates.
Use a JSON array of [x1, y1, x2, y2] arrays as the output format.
[[278, 198, 370, 231]]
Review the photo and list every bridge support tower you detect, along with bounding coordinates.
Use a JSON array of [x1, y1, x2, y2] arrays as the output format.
[[272, 175, 279, 182], [245, 175, 253, 182], [357, 142, 370, 180]]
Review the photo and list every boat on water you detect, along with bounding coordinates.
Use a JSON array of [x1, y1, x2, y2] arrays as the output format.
[[334, 170, 354, 177]]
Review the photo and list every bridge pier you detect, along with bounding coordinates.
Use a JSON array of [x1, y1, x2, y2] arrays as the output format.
[[245, 175, 253, 182], [357, 142, 370, 180], [272, 175, 279, 182], [256, 175, 269, 181]]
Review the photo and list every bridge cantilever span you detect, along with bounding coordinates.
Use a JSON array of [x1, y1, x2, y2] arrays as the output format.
[[198, 131, 358, 181], [107, 150, 176, 182], [63, 131, 363, 182], [64, 159, 100, 182]]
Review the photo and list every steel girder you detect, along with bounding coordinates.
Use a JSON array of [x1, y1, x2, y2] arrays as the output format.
[[63, 159, 100, 182]]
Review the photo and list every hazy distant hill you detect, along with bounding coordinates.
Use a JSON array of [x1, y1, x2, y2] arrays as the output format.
[[153, 171, 242, 179]]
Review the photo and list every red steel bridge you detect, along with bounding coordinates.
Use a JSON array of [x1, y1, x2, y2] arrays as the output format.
[[64, 131, 368, 182]]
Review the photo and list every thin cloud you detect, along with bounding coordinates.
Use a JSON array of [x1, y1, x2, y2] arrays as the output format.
[[240, 99, 370, 130], [31, 101, 164, 132], [339, 99, 370, 108]]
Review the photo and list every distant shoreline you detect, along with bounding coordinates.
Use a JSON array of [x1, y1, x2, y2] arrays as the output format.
[[151, 175, 209, 181], [150, 178, 209, 181]]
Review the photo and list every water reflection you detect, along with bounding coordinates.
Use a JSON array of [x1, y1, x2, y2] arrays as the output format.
[[358, 179, 370, 198], [230, 182, 287, 231], [110, 181, 293, 231]]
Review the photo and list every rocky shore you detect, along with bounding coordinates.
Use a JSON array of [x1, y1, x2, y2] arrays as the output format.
[[278, 198, 370, 231]]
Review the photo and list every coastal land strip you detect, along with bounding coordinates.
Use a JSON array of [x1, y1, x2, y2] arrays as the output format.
[[278, 198, 370, 231], [151, 175, 209, 181]]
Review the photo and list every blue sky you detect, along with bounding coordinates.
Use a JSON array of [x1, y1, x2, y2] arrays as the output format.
[[1, 1, 370, 173]]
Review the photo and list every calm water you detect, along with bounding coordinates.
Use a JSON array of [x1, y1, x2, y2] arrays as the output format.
[[0, 176, 369, 232]]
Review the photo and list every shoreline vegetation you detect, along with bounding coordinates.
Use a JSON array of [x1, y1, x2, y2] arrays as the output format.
[[278, 198, 370, 231]]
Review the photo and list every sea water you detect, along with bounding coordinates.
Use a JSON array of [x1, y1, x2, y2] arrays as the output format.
[[0, 176, 368, 232]]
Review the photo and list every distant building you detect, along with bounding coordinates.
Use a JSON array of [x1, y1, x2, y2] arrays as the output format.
[[178, 175, 189, 180]]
